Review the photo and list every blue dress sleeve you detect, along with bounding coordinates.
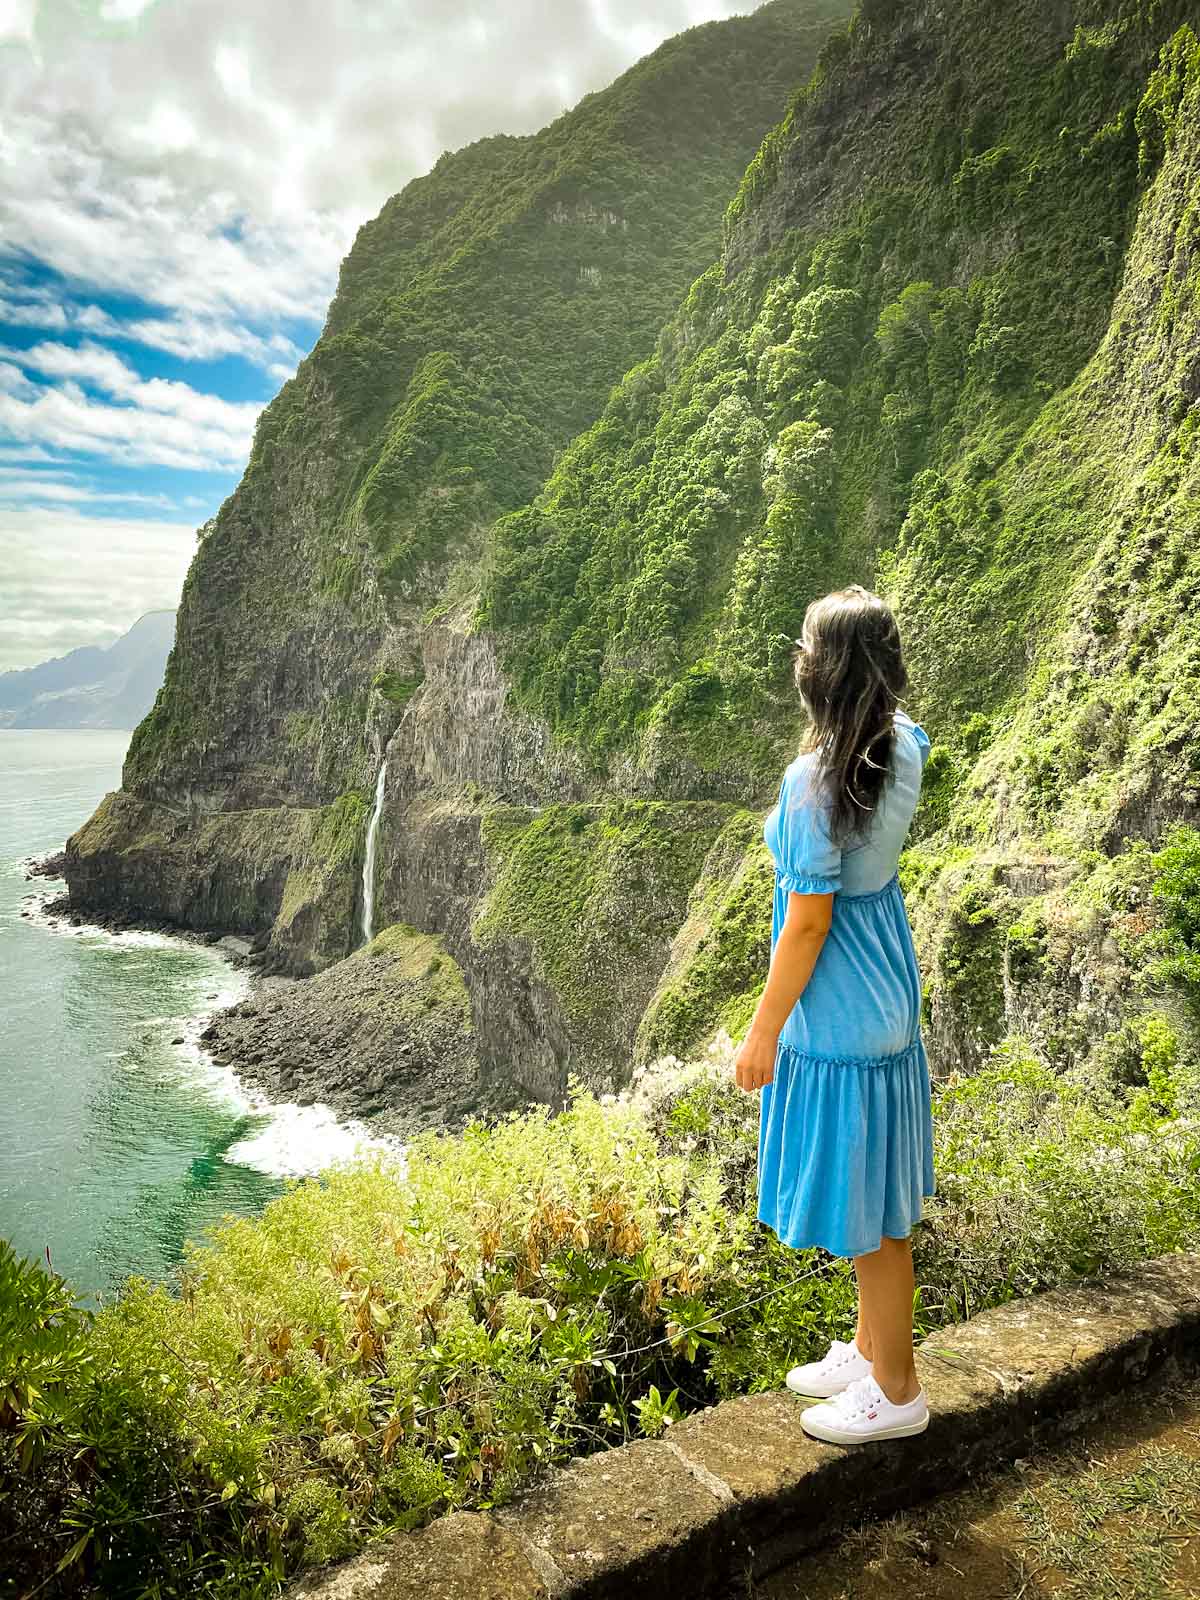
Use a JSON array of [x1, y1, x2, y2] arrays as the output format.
[[774, 757, 842, 895], [912, 721, 932, 769]]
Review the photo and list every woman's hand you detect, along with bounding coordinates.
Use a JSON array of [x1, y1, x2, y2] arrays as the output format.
[[734, 1027, 778, 1092]]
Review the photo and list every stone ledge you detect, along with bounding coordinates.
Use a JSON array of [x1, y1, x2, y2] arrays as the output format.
[[290, 1253, 1200, 1599]]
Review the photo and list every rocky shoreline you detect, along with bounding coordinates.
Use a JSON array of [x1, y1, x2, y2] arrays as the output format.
[[25, 850, 510, 1143], [197, 921, 518, 1143], [23, 849, 262, 956]]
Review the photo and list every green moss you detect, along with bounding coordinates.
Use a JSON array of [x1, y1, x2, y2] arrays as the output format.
[[355, 921, 473, 1025], [266, 792, 371, 952], [1006, 912, 1048, 981], [1148, 824, 1200, 1004], [933, 877, 1009, 1046], [372, 671, 424, 707], [472, 799, 731, 1037], [1127, 1011, 1183, 1127], [634, 810, 774, 1062], [914, 746, 961, 836], [283, 711, 319, 750], [277, 865, 321, 929], [311, 791, 370, 873]]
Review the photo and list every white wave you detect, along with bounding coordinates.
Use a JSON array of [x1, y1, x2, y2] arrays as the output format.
[[165, 983, 406, 1180], [25, 882, 406, 1183], [225, 1104, 407, 1179], [23, 889, 211, 954]]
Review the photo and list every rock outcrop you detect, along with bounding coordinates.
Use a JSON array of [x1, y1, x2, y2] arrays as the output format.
[[199, 924, 494, 1136]]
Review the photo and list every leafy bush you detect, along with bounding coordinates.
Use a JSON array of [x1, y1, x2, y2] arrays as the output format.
[[4, 1028, 1199, 1595], [915, 1039, 1200, 1323], [1148, 824, 1200, 1005]]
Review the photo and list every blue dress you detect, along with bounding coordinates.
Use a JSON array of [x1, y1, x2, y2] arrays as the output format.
[[757, 708, 936, 1258]]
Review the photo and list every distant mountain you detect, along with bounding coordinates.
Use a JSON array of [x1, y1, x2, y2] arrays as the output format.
[[0, 611, 176, 730]]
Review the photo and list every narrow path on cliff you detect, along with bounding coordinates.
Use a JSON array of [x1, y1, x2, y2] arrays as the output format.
[[728, 1369, 1200, 1600]]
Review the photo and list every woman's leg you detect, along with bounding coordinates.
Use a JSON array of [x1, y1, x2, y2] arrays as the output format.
[[851, 1235, 918, 1404], [851, 1259, 874, 1360]]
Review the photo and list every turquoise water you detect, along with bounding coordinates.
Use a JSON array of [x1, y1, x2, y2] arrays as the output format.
[[0, 730, 289, 1302]]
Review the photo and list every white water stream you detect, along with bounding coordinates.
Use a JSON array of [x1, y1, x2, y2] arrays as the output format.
[[360, 759, 387, 945]]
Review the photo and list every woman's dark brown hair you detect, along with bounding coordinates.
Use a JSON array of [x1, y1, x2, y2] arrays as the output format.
[[791, 583, 909, 848]]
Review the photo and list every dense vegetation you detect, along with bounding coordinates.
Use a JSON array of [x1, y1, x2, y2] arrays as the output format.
[[4, 969, 1198, 1596], [31, 2, 1200, 1588], [480, 0, 1200, 822], [121, 0, 847, 803], [294, 0, 848, 603], [85, 0, 1200, 1084], [8, 816, 1200, 1591]]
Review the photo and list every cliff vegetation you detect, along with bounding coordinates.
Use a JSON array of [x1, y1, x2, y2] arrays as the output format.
[[21, 0, 1200, 1587], [4, 1020, 1199, 1596]]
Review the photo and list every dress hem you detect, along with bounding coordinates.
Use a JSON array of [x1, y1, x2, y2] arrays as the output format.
[[757, 1199, 937, 1261]]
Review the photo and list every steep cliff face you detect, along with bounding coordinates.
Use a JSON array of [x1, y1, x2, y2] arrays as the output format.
[[473, 0, 1200, 1087], [64, 0, 1200, 1108], [62, 1, 851, 1097]]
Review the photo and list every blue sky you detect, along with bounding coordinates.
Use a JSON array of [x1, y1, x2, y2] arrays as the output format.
[[0, 0, 747, 670]]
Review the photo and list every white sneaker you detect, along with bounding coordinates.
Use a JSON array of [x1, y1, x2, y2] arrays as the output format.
[[800, 1374, 930, 1443], [784, 1337, 872, 1398]]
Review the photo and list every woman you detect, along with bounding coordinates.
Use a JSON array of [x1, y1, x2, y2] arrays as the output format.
[[734, 583, 935, 1445]]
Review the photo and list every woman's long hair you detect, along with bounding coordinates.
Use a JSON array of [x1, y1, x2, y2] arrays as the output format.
[[792, 584, 909, 848]]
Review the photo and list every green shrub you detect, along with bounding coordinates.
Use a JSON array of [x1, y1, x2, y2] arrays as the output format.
[[4, 1028, 1199, 1594], [0, 1241, 279, 1598], [1149, 825, 1200, 1006]]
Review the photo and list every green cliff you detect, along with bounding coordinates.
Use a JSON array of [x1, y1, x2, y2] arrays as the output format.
[[477, 0, 1200, 1085], [63, 0, 1200, 1106]]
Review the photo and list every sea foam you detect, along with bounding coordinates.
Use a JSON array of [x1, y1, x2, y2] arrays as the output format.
[[27, 890, 406, 1182]]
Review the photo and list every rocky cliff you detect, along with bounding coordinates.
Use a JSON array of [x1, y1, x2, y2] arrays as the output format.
[[62, 0, 851, 1104], [64, 0, 1200, 1113]]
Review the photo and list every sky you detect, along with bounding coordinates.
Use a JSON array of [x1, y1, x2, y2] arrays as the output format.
[[0, 0, 752, 671]]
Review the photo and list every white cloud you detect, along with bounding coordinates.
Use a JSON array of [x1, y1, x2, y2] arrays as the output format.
[[0, 0, 755, 666], [0, 443, 66, 463], [0, 2, 750, 342], [0, 360, 40, 399], [0, 506, 195, 668], [99, 0, 158, 20], [5, 339, 135, 393], [0, 0, 36, 45], [0, 288, 305, 375], [0, 340, 261, 469], [0, 466, 173, 507], [0, 289, 69, 329]]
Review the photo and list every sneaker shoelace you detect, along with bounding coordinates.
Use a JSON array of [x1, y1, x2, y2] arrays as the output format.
[[820, 1339, 857, 1370], [830, 1375, 885, 1419]]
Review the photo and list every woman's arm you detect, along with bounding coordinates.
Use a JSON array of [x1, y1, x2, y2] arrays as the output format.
[[734, 891, 833, 1091]]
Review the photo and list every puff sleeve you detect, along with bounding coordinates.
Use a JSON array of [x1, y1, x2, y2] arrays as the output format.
[[771, 756, 842, 895]]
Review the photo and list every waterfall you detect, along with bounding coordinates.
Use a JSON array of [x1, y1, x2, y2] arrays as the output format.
[[360, 759, 387, 945]]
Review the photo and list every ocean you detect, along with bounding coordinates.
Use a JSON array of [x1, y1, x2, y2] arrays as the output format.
[[0, 728, 392, 1303]]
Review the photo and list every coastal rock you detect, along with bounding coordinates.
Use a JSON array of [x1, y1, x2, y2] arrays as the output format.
[[54, 0, 1200, 1122], [24, 851, 67, 879], [200, 921, 506, 1136]]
